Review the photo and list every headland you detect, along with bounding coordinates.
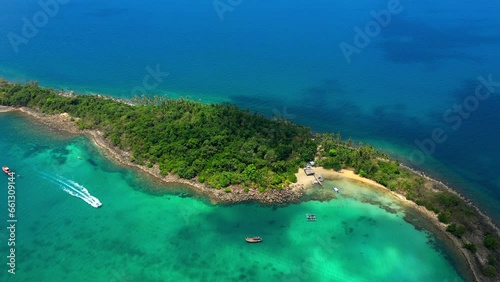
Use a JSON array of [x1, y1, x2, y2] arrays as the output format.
[[1, 80, 499, 281]]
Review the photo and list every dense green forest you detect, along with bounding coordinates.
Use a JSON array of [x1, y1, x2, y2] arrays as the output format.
[[0, 80, 498, 277], [0, 80, 317, 190]]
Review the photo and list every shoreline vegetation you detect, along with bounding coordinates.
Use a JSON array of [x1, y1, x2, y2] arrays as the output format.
[[1, 80, 499, 281]]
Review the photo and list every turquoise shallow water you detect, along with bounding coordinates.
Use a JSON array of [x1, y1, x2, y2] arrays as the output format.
[[0, 113, 466, 281], [1, 0, 499, 280]]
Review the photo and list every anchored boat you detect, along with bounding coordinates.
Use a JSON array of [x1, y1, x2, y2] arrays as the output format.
[[2, 166, 13, 174], [245, 237, 263, 243]]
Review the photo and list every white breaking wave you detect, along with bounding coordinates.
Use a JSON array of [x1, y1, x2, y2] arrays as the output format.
[[40, 173, 102, 208]]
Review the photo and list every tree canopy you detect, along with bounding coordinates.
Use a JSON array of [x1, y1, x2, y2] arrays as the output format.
[[1, 80, 499, 277], [0, 81, 316, 190]]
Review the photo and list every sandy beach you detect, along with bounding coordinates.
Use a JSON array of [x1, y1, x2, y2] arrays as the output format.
[[297, 165, 500, 281], [295, 165, 442, 227]]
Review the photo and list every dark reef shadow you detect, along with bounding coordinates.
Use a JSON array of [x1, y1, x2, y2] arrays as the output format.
[[378, 17, 499, 65]]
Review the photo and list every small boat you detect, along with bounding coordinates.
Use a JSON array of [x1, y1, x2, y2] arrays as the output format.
[[245, 237, 263, 243], [333, 187, 339, 193], [88, 196, 102, 208], [2, 166, 13, 174], [306, 214, 316, 221]]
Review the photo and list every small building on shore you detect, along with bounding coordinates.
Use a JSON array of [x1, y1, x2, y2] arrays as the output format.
[[304, 167, 315, 176]]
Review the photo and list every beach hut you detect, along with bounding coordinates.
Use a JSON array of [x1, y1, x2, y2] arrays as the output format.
[[304, 167, 315, 176]]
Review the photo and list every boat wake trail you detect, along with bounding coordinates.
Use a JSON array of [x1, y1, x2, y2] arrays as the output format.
[[40, 173, 102, 208]]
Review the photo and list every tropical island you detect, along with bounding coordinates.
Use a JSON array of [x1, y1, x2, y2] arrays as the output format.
[[0, 79, 499, 281]]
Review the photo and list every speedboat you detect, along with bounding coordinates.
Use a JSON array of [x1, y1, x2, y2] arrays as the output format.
[[245, 237, 263, 243], [333, 187, 339, 193], [88, 196, 102, 208], [91, 199, 102, 208], [2, 166, 13, 174]]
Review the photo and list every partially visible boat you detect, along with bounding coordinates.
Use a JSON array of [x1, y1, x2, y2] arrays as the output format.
[[88, 196, 102, 208], [245, 237, 263, 243], [2, 166, 13, 174], [40, 173, 103, 208], [306, 214, 316, 221]]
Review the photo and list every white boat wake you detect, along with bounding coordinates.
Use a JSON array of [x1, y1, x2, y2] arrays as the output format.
[[40, 173, 102, 208]]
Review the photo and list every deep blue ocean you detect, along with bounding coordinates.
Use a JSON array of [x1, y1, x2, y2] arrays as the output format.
[[1, 1, 500, 280], [1, 0, 499, 224]]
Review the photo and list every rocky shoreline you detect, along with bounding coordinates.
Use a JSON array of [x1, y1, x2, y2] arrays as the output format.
[[2, 105, 499, 281], [398, 164, 500, 281], [401, 163, 500, 237], [1, 106, 309, 205]]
